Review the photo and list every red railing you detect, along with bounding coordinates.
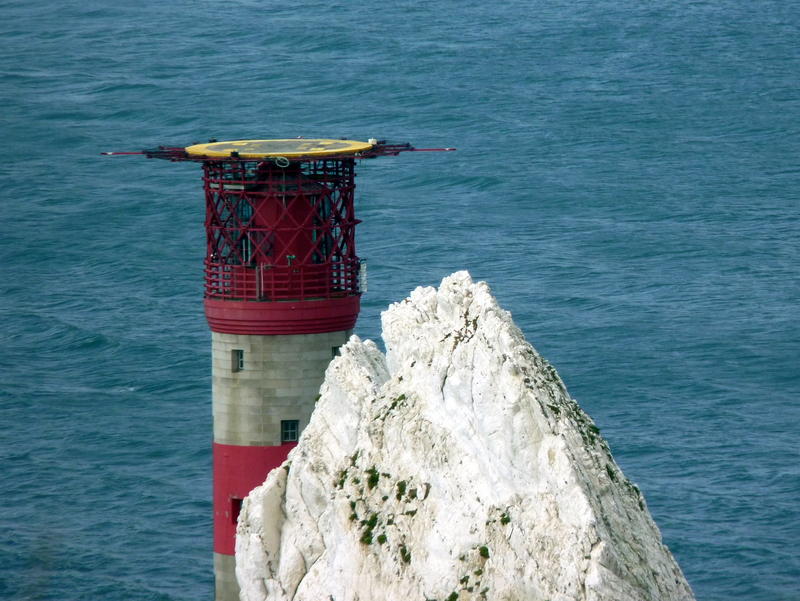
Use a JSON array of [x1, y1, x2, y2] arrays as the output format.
[[204, 260, 360, 301]]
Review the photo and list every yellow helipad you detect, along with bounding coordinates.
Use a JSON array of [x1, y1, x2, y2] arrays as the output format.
[[184, 139, 374, 159]]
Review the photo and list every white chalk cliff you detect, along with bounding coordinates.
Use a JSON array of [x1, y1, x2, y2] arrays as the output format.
[[236, 272, 695, 601]]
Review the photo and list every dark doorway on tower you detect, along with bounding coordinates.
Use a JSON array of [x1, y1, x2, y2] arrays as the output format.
[[231, 497, 243, 524]]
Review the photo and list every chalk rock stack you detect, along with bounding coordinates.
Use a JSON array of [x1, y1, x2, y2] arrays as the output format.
[[235, 272, 694, 601]]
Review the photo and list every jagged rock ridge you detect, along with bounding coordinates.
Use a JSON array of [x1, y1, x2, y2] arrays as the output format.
[[236, 271, 695, 601]]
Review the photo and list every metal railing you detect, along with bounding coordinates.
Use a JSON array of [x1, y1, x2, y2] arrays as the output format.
[[204, 260, 360, 301]]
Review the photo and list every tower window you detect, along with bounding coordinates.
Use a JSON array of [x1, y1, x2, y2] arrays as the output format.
[[281, 420, 299, 443], [232, 349, 244, 372], [332, 345, 341, 358]]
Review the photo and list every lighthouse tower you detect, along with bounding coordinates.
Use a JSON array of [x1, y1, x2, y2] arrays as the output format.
[[123, 138, 452, 601], [195, 139, 371, 600]]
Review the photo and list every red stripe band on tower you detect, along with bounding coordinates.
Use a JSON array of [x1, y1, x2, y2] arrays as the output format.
[[204, 296, 359, 335], [213, 442, 297, 556]]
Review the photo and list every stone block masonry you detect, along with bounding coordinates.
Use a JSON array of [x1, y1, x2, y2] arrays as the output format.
[[212, 331, 351, 446]]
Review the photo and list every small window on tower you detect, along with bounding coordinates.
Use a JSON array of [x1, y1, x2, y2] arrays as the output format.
[[281, 420, 299, 443], [232, 349, 244, 372], [332, 346, 341, 358]]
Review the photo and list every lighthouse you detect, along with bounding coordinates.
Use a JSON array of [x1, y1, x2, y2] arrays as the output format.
[[112, 138, 453, 600]]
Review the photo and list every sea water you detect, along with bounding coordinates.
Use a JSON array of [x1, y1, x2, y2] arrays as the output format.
[[1, 1, 798, 599]]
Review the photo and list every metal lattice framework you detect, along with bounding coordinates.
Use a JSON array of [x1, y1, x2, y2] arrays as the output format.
[[203, 159, 359, 301], [102, 138, 454, 310]]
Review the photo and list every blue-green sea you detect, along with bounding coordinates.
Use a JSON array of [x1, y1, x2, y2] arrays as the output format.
[[1, 1, 798, 599]]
